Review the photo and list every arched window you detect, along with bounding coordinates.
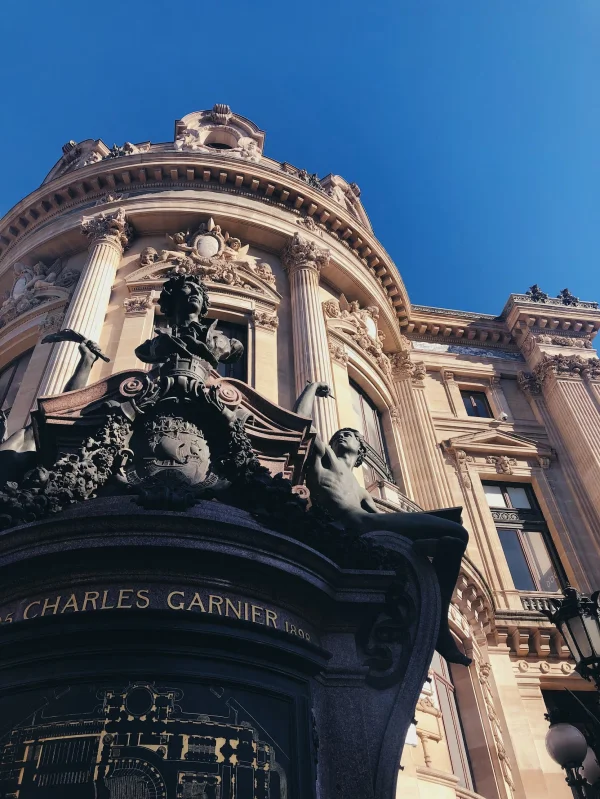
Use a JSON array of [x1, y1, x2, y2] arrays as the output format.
[[0, 349, 33, 414], [349, 380, 394, 486], [431, 652, 475, 791]]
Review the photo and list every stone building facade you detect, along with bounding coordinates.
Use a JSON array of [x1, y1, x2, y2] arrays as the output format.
[[0, 104, 599, 799]]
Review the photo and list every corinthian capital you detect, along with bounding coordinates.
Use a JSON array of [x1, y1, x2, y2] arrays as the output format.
[[282, 232, 330, 275], [81, 207, 133, 251]]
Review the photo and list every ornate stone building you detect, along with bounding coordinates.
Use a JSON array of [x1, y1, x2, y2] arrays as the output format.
[[0, 104, 599, 799]]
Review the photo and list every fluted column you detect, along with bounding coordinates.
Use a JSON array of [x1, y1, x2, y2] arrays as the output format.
[[282, 233, 338, 440], [38, 208, 132, 396]]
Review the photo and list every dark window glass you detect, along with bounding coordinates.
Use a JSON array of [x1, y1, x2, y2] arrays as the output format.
[[205, 142, 232, 150], [0, 349, 33, 413], [460, 390, 493, 418], [349, 380, 394, 485], [498, 529, 537, 591], [431, 652, 475, 791]]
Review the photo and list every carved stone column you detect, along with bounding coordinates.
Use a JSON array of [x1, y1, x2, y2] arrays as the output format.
[[282, 233, 338, 440], [252, 310, 280, 403], [390, 352, 455, 510], [38, 209, 132, 396]]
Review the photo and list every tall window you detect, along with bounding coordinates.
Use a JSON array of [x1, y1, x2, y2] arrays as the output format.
[[349, 380, 394, 486], [0, 349, 33, 414], [483, 481, 562, 593], [460, 389, 493, 418], [431, 652, 475, 791]]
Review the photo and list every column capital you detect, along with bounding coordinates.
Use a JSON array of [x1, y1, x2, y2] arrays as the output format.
[[81, 207, 133, 252], [282, 232, 330, 276], [390, 351, 425, 383], [533, 353, 600, 385]]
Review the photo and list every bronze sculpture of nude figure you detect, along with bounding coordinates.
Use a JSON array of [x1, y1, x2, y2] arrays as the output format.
[[295, 381, 471, 666]]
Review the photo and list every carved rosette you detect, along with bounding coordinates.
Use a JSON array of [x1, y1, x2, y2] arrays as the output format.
[[81, 207, 133, 252], [281, 233, 330, 276], [253, 310, 279, 332], [39, 309, 66, 336], [124, 295, 151, 315]]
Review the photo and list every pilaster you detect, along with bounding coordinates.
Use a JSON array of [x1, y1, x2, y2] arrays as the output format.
[[112, 294, 154, 374], [390, 352, 454, 510], [252, 309, 279, 403]]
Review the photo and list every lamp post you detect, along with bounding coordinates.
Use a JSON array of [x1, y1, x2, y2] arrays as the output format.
[[543, 587, 600, 798], [545, 710, 590, 799], [543, 587, 600, 689]]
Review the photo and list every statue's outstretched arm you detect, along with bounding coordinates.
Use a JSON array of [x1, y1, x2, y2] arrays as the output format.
[[293, 380, 334, 457]]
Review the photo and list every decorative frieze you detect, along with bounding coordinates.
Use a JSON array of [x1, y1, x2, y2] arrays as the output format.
[[81, 207, 133, 252], [322, 294, 392, 376], [476, 659, 516, 795], [103, 142, 150, 160], [39, 309, 66, 336], [452, 449, 473, 490], [94, 192, 129, 206]]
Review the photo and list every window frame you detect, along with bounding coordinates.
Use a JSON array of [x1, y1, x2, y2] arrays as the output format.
[[459, 388, 494, 419], [483, 480, 565, 593]]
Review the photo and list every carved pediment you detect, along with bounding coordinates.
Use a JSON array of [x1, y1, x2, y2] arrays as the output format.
[[127, 219, 280, 304], [442, 429, 554, 461]]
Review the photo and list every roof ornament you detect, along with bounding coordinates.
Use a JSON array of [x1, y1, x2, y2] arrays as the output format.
[[208, 103, 232, 125], [557, 288, 580, 307], [526, 284, 549, 303]]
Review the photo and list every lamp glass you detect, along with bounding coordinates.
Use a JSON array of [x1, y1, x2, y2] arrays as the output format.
[[560, 620, 583, 665], [582, 747, 600, 786], [566, 615, 594, 660], [545, 723, 588, 768], [583, 613, 600, 657]]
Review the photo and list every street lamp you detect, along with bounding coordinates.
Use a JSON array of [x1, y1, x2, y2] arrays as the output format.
[[543, 587, 600, 689], [545, 712, 589, 799]]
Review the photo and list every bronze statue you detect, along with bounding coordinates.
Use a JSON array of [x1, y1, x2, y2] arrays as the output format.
[[42, 329, 110, 392], [295, 381, 471, 666]]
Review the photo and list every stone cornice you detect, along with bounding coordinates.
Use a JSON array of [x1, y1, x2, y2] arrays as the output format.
[[0, 152, 412, 324]]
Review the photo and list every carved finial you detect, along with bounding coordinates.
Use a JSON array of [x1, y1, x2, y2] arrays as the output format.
[[209, 103, 232, 125], [526, 284, 549, 303]]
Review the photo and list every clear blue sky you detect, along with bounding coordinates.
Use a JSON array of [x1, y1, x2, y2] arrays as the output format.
[[1, 1, 598, 314]]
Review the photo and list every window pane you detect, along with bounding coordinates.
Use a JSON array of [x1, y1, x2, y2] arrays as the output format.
[[350, 383, 365, 435], [507, 486, 531, 509], [498, 528, 536, 590], [461, 390, 492, 418], [522, 530, 560, 592], [483, 484, 507, 508]]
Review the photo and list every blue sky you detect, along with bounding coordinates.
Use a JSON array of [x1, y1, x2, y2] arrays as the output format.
[[1, 0, 598, 314]]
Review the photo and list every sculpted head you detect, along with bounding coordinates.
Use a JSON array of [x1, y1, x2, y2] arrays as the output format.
[[159, 273, 209, 326], [329, 428, 367, 467]]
